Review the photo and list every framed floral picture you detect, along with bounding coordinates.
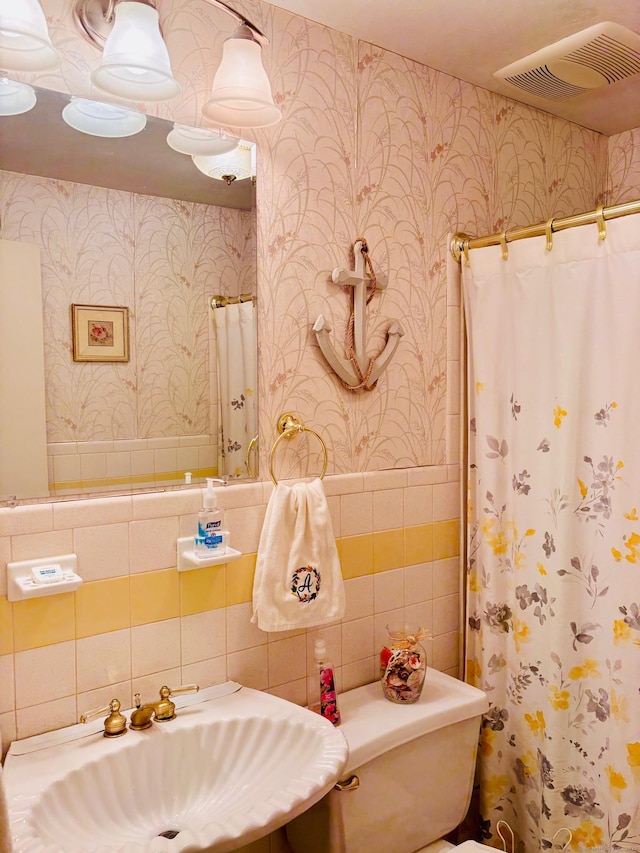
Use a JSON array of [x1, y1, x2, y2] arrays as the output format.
[[71, 304, 130, 363]]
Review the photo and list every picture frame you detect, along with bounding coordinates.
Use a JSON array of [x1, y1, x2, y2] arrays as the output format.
[[71, 304, 130, 363]]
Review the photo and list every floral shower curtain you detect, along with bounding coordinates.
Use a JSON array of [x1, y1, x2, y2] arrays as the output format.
[[214, 300, 257, 478], [462, 214, 640, 853]]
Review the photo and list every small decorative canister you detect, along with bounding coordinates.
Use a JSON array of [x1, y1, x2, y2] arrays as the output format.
[[380, 625, 427, 704]]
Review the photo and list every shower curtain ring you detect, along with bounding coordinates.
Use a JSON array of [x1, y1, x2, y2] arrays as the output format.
[[545, 218, 554, 252], [463, 238, 470, 266], [500, 231, 508, 260], [596, 205, 607, 241]]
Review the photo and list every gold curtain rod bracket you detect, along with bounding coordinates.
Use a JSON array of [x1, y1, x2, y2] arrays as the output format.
[[449, 198, 640, 263], [450, 233, 469, 264], [210, 293, 255, 309]]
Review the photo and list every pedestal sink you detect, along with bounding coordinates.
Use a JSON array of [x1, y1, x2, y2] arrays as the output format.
[[3, 682, 348, 852]]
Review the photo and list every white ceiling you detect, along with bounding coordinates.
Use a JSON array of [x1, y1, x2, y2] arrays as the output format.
[[264, 0, 640, 136]]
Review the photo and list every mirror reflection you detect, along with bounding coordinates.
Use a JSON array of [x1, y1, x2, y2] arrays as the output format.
[[0, 85, 257, 502]]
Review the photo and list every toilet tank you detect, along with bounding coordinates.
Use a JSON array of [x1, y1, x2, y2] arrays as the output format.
[[286, 669, 488, 853]]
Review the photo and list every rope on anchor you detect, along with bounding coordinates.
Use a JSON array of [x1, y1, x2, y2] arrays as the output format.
[[342, 237, 386, 391]]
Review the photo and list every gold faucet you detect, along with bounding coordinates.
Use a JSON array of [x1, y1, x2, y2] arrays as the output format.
[[80, 698, 128, 738], [129, 684, 199, 731]]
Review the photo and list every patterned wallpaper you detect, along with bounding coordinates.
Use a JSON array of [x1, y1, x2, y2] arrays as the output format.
[[12, 0, 610, 478], [0, 172, 255, 444], [606, 127, 640, 204]]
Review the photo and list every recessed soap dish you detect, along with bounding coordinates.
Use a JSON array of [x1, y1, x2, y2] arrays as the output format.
[[177, 536, 242, 572], [7, 554, 82, 601]]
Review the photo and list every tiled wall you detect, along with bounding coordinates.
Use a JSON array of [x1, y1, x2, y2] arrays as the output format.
[[0, 464, 460, 750], [47, 434, 216, 496]]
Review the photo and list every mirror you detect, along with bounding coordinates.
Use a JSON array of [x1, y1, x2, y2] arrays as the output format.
[[0, 85, 257, 502]]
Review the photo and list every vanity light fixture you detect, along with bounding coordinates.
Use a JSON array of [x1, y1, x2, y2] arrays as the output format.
[[0, 0, 61, 70], [84, 0, 181, 101], [166, 123, 239, 156], [202, 21, 282, 128], [0, 76, 36, 115], [62, 96, 147, 137], [72, 0, 281, 125], [192, 141, 253, 185]]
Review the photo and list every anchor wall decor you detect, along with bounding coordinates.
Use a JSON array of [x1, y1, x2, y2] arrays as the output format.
[[313, 239, 404, 391]]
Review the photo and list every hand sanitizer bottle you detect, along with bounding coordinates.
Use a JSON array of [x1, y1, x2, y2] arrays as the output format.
[[195, 478, 225, 556]]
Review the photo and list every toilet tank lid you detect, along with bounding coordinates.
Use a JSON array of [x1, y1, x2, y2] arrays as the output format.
[[455, 843, 497, 852], [338, 669, 488, 772]]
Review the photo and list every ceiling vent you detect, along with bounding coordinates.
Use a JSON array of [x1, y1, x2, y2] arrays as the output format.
[[494, 22, 640, 100]]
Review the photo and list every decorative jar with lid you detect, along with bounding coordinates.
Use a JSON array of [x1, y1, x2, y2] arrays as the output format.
[[379, 624, 427, 704]]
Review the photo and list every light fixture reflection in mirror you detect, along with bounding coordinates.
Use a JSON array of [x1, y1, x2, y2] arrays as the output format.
[[193, 143, 253, 185], [166, 123, 238, 157], [0, 76, 36, 115], [62, 97, 147, 137]]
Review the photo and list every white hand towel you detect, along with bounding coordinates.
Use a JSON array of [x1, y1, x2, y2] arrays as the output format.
[[252, 478, 345, 632]]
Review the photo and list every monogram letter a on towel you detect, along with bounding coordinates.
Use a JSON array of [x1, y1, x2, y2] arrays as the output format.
[[252, 478, 345, 631]]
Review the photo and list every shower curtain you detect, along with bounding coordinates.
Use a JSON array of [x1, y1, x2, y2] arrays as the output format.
[[462, 214, 640, 853], [213, 300, 257, 478]]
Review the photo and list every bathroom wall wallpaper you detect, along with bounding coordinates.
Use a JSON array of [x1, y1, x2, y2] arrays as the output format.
[[14, 0, 607, 477], [255, 16, 607, 473], [606, 127, 640, 203], [0, 172, 255, 446]]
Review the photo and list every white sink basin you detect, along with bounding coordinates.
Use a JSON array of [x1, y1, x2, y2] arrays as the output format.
[[3, 682, 348, 852]]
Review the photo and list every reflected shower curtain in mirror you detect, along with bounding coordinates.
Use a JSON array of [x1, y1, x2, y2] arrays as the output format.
[[462, 215, 640, 853], [214, 300, 257, 478]]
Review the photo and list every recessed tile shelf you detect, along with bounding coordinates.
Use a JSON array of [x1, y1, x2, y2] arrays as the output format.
[[177, 536, 242, 572]]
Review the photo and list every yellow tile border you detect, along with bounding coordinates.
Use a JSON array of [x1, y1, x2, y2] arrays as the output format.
[[130, 569, 180, 626], [225, 553, 256, 607], [338, 533, 374, 579], [0, 597, 14, 655], [12, 594, 76, 652], [180, 564, 226, 615], [76, 576, 131, 639]]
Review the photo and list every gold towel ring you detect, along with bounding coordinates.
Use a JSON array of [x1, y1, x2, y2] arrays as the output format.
[[269, 413, 329, 485]]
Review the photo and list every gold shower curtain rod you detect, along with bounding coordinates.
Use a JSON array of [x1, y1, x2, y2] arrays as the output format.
[[210, 293, 255, 309], [450, 198, 640, 263]]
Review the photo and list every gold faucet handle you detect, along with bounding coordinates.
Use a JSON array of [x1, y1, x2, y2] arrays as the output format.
[[153, 684, 200, 722], [80, 699, 127, 738], [166, 684, 200, 698]]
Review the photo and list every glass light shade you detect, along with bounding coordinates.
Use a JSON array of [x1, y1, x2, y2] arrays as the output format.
[[0, 77, 36, 115], [192, 143, 253, 184], [62, 97, 147, 137], [0, 0, 61, 71], [202, 24, 281, 129], [90, 1, 181, 102], [166, 123, 238, 156]]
